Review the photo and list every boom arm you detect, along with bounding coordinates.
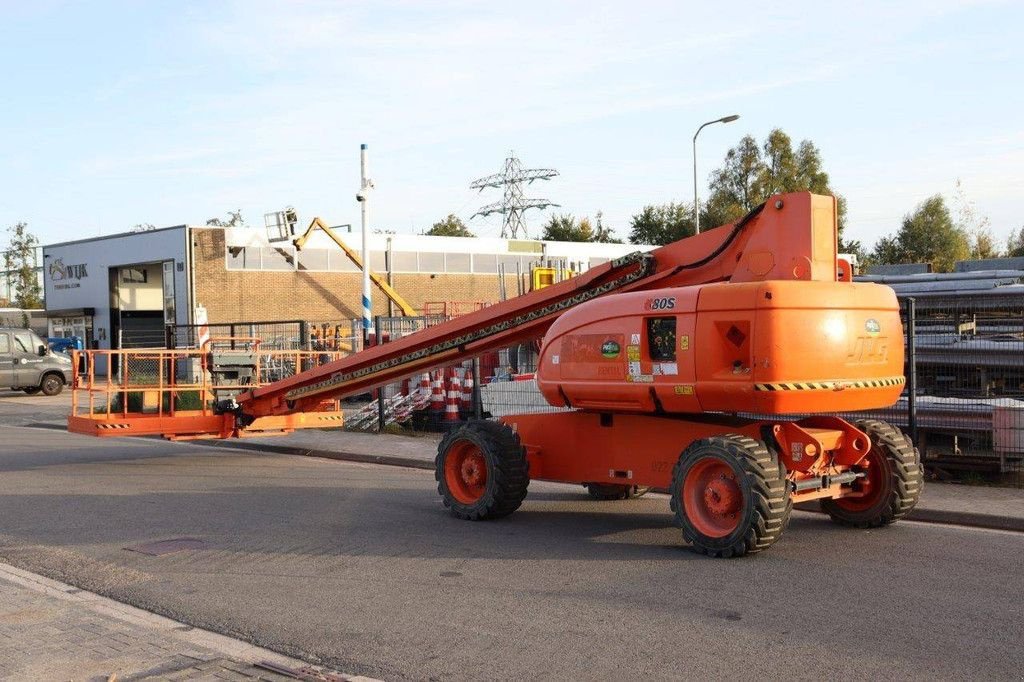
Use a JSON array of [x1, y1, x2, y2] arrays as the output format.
[[293, 217, 418, 317], [233, 192, 840, 422]]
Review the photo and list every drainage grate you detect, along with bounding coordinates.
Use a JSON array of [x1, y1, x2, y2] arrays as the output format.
[[124, 538, 207, 556]]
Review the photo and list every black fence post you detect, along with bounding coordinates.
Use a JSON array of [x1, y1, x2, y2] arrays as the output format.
[[906, 297, 918, 445], [472, 357, 483, 420], [375, 315, 386, 433]]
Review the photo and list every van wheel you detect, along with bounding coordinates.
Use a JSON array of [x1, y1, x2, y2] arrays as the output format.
[[40, 374, 64, 396], [23, 387, 42, 395]]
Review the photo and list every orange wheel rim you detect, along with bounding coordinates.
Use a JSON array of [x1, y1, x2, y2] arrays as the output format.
[[683, 457, 742, 538], [445, 440, 487, 504], [835, 449, 883, 512]]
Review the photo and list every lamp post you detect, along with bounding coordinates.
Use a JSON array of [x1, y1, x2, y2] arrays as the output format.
[[692, 114, 740, 234]]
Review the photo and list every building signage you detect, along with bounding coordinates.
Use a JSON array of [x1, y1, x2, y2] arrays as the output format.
[[50, 258, 89, 290]]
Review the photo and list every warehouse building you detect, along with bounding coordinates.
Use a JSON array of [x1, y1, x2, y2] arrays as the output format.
[[43, 219, 652, 353]]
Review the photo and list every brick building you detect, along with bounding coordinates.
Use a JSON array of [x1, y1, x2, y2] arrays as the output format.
[[44, 220, 652, 353]]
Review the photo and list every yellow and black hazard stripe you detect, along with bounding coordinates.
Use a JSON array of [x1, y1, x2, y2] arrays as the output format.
[[754, 376, 905, 392], [96, 423, 133, 430]]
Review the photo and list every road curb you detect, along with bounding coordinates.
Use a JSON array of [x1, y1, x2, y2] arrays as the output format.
[[200, 439, 1024, 534], [794, 501, 1024, 533]]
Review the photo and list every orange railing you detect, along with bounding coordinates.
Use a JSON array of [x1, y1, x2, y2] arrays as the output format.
[[68, 344, 349, 439]]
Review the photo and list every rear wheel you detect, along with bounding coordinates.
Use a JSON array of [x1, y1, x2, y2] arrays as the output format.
[[40, 374, 64, 396], [435, 420, 529, 520], [585, 483, 650, 500], [22, 386, 42, 395], [670, 435, 790, 558], [821, 420, 922, 528]]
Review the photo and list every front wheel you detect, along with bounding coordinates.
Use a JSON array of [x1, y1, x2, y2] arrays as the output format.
[[40, 374, 64, 396], [670, 435, 790, 558], [821, 420, 922, 528], [435, 420, 529, 520]]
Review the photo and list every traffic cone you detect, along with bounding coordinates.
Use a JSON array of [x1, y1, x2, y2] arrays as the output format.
[[430, 373, 444, 412], [461, 376, 474, 411], [445, 376, 462, 422]]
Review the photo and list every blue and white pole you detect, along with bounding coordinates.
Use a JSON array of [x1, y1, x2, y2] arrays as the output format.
[[357, 143, 373, 346]]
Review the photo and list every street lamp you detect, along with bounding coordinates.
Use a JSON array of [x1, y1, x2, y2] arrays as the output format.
[[693, 114, 740, 234]]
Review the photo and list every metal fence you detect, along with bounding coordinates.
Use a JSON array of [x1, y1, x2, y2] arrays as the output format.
[[166, 319, 311, 351], [360, 296, 1024, 484], [166, 298, 1024, 484]]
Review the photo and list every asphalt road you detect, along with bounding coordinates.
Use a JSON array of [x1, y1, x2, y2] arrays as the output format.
[[0, 417, 1022, 680]]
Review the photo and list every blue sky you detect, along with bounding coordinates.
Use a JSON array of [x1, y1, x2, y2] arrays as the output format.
[[1, 0, 1021, 248]]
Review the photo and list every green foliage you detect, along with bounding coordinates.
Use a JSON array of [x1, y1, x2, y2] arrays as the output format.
[[425, 214, 475, 237], [871, 195, 970, 272], [541, 213, 619, 243], [206, 209, 245, 227], [1007, 226, 1024, 258], [952, 179, 1002, 260], [628, 203, 694, 245], [3, 222, 43, 309], [704, 129, 847, 234]]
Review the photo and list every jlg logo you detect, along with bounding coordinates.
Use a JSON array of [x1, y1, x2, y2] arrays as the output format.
[[644, 297, 676, 311], [848, 336, 889, 364]]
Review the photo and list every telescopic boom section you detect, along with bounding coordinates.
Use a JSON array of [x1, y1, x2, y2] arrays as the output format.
[[236, 192, 841, 421]]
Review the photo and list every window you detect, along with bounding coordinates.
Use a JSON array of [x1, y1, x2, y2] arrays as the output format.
[[646, 317, 676, 361], [0, 333, 8, 353], [472, 253, 498, 273], [261, 247, 294, 271], [445, 252, 471, 273], [391, 252, 419, 272], [297, 249, 329, 271], [14, 332, 33, 354], [121, 267, 147, 284], [419, 252, 444, 273]]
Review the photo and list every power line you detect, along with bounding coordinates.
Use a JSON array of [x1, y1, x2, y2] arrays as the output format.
[[470, 153, 559, 238]]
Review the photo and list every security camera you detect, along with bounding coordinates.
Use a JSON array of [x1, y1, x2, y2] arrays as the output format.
[[356, 191, 367, 202]]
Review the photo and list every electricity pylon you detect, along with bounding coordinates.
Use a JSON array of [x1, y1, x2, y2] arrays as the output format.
[[470, 154, 559, 238]]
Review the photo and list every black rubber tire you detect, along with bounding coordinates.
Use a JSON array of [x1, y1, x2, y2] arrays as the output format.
[[821, 419, 922, 528], [22, 386, 42, 395], [40, 374, 64, 396], [584, 483, 651, 500], [435, 420, 529, 520], [670, 434, 790, 558]]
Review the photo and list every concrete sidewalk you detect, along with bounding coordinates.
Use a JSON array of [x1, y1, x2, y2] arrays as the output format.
[[0, 562, 375, 681], [200, 427, 1024, 532]]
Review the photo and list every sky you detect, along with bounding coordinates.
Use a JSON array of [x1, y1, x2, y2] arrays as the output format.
[[1, 0, 1022, 250]]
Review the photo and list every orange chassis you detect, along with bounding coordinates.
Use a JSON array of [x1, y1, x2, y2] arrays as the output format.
[[502, 410, 873, 505]]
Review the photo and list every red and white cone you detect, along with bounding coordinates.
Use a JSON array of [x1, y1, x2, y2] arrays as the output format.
[[430, 373, 444, 412], [461, 376, 474, 411], [445, 376, 462, 422]]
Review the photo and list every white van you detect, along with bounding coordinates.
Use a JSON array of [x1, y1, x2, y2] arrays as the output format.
[[0, 327, 75, 396]]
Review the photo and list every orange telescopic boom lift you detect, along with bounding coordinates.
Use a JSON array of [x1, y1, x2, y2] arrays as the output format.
[[69, 192, 921, 557]]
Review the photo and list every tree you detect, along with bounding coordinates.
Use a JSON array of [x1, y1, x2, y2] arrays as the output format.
[[539, 214, 592, 242], [3, 222, 43, 310], [868, 235, 908, 267], [1007, 226, 1024, 258], [425, 214, 474, 237], [872, 195, 970, 272], [628, 202, 694, 245], [704, 129, 848, 235], [206, 209, 245, 227], [539, 213, 620, 243], [951, 179, 1000, 260]]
